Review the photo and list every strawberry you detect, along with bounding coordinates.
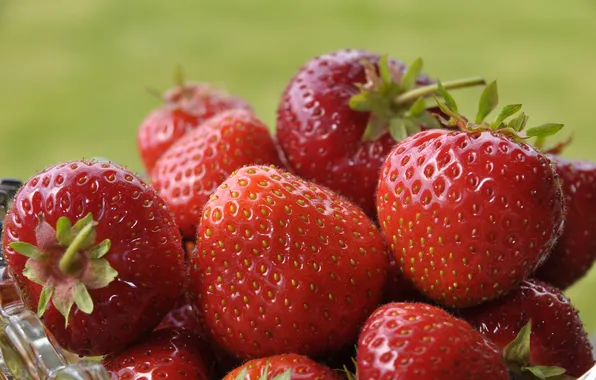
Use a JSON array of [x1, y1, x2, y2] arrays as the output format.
[[223, 353, 342, 380], [382, 249, 426, 304], [189, 165, 389, 360], [275, 49, 485, 217], [356, 302, 509, 379], [151, 109, 284, 239], [1, 161, 186, 356], [137, 78, 252, 174], [534, 156, 596, 289], [460, 278, 595, 378], [102, 328, 213, 379], [156, 292, 204, 337], [376, 81, 565, 308]]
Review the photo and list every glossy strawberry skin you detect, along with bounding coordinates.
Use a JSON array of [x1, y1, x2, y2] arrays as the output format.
[[376, 129, 565, 308], [357, 302, 509, 380], [102, 328, 212, 380], [189, 165, 389, 360], [276, 49, 433, 218], [460, 279, 595, 377], [137, 83, 251, 174], [156, 292, 204, 337], [1, 161, 186, 356], [151, 109, 284, 239], [223, 354, 342, 380], [534, 156, 596, 289]]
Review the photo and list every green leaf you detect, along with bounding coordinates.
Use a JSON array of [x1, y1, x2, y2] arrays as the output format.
[[508, 112, 529, 132], [389, 118, 407, 141], [503, 320, 532, 366], [401, 57, 423, 91], [475, 80, 499, 124], [271, 369, 292, 380], [9, 242, 43, 259], [55, 217, 72, 246], [433, 96, 459, 120], [83, 259, 119, 289], [522, 365, 568, 379], [71, 213, 96, 250], [37, 284, 54, 318], [73, 282, 94, 314], [408, 97, 427, 117], [344, 365, 357, 380], [53, 291, 75, 328], [378, 54, 392, 84], [234, 367, 248, 380], [89, 239, 111, 259], [404, 118, 420, 136], [491, 104, 522, 129], [413, 111, 443, 130], [349, 93, 373, 112], [437, 80, 458, 113], [361, 116, 388, 141], [525, 123, 564, 138]]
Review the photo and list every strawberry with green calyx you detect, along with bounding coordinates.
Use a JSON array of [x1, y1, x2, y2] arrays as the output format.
[[9, 212, 116, 324], [503, 322, 574, 380], [1, 161, 186, 356], [137, 66, 252, 174], [376, 81, 565, 308], [460, 279, 594, 378], [276, 49, 485, 217]]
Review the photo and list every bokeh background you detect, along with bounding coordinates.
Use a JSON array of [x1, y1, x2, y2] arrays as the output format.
[[1, 1, 596, 333]]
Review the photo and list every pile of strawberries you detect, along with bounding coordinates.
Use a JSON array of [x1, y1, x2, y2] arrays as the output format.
[[1, 49, 596, 379]]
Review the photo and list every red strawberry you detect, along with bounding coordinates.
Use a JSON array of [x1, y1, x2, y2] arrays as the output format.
[[189, 165, 389, 360], [151, 109, 284, 239], [382, 249, 426, 304], [223, 353, 342, 380], [356, 302, 509, 379], [276, 49, 484, 217], [376, 82, 565, 308], [102, 328, 213, 379], [534, 156, 596, 289], [137, 81, 251, 174], [460, 278, 595, 378], [1, 161, 186, 356], [156, 292, 204, 337]]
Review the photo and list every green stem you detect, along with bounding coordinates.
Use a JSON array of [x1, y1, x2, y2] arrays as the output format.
[[395, 77, 487, 106], [58, 221, 94, 274]]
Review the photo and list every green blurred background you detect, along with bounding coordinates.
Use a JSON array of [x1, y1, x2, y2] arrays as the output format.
[[1, 1, 596, 332]]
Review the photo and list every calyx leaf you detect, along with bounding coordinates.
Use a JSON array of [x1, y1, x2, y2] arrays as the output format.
[[491, 104, 522, 129], [348, 55, 486, 143], [475, 80, 499, 123], [503, 320, 571, 380], [525, 123, 564, 138], [437, 80, 458, 113], [9, 213, 116, 328]]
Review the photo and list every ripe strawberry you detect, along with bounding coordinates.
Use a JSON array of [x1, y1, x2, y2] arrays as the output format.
[[356, 302, 509, 379], [534, 156, 596, 289], [276, 49, 485, 217], [382, 249, 425, 304], [376, 82, 565, 308], [223, 353, 342, 380], [1, 161, 186, 356], [102, 328, 213, 380], [151, 109, 284, 239], [156, 292, 204, 337], [137, 80, 252, 174], [460, 278, 595, 378], [189, 165, 389, 360]]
